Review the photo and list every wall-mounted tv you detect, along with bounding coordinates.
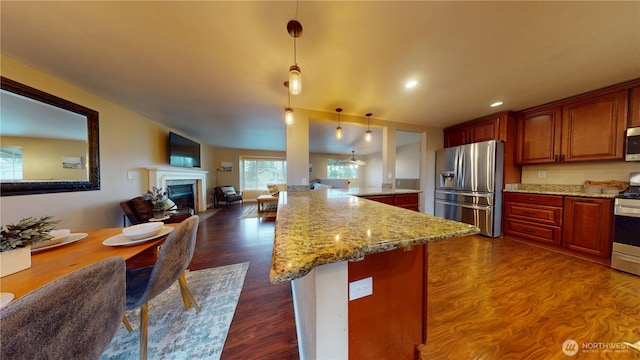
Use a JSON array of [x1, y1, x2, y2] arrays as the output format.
[[168, 132, 201, 168]]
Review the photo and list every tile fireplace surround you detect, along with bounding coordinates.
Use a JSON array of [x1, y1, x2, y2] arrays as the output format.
[[146, 167, 208, 212]]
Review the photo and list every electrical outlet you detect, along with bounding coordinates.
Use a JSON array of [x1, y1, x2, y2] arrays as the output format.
[[538, 171, 546, 179], [349, 277, 373, 301]]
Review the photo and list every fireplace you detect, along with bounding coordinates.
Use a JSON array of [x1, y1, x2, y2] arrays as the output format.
[[167, 184, 195, 209], [146, 167, 208, 212]]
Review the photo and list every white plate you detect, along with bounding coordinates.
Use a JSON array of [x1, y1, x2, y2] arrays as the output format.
[[102, 226, 173, 247], [31, 233, 89, 253], [0, 292, 14, 309]]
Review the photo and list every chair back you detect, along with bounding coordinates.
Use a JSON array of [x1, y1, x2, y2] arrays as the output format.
[[137, 215, 199, 304], [0, 257, 126, 360]]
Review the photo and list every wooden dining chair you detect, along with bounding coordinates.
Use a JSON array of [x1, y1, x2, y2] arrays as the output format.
[[122, 215, 201, 360], [0, 257, 126, 360]]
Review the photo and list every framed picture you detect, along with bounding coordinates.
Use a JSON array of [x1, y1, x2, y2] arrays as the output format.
[[220, 162, 233, 172], [62, 156, 83, 169]]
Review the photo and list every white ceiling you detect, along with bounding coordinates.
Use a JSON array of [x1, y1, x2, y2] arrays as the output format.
[[1, 1, 638, 155]]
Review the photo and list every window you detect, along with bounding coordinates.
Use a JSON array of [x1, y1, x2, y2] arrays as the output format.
[[327, 159, 358, 179], [0, 147, 23, 180], [240, 157, 287, 190]]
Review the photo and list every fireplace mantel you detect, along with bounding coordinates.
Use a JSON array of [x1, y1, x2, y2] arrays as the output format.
[[146, 167, 208, 212]]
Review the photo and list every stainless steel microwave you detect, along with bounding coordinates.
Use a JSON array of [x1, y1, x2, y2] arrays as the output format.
[[626, 127, 640, 161]]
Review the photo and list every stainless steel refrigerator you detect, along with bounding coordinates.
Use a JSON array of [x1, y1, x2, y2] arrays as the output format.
[[435, 140, 504, 237]]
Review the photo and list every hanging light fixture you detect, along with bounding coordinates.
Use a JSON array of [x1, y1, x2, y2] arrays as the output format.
[[284, 81, 293, 125], [365, 113, 373, 142], [338, 150, 367, 166], [335, 108, 343, 139], [287, 19, 303, 95]]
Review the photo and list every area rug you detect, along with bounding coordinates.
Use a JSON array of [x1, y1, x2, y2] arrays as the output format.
[[238, 205, 277, 219], [100, 262, 249, 360], [197, 208, 220, 223]]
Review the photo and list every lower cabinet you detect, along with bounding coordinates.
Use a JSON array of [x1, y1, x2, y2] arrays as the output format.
[[503, 193, 614, 264], [359, 193, 420, 212], [562, 197, 614, 258]]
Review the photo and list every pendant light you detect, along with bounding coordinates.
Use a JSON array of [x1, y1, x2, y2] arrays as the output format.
[[287, 20, 303, 95], [335, 108, 343, 140], [284, 81, 293, 125], [365, 113, 372, 142]]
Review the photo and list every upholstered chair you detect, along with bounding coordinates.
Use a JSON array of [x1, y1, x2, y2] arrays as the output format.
[[213, 185, 243, 207], [122, 215, 201, 360], [0, 257, 126, 360]]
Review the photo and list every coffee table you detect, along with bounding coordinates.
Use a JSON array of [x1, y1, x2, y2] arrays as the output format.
[[256, 194, 279, 214]]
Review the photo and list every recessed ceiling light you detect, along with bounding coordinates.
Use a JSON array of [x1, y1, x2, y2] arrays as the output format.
[[490, 101, 503, 108], [405, 80, 418, 89]]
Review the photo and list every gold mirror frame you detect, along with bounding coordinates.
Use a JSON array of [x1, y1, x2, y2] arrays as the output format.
[[1, 77, 100, 196]]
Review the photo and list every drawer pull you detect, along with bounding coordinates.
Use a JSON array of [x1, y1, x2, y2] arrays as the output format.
[[523, 228, 535, 233], [525, 197, 534, 201], [524, 211, 535, 215]]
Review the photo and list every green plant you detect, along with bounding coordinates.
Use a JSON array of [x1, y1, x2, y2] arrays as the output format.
[[145, 187, 168, 210], [1, 216, 58, 252]]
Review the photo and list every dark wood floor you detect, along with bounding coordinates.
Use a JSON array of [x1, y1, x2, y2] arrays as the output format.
[[137, 206, 640, 359], [189, 205, 299, 359]]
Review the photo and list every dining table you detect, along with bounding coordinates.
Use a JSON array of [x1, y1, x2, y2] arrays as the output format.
[[0, 225, 175, 303]]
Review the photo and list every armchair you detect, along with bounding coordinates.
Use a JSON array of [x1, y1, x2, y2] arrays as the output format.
[[214, 186, 243, 207], [120, 196, 193, 226]]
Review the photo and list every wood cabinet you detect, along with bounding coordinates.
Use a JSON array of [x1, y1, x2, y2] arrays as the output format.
[[503, 193, 563, 246], [516, 90, 628, 164], [516, 106, 562, 164], [443, 111, 521, 185], [503, 192, 614, 264], [393, 193, 419, 211], [444, 112, 512, 147], [562, 197, 613, 259], [359, 193, 419, 212], [630, 86, 640, 128]]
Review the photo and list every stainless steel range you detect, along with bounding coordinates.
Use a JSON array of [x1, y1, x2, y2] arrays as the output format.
[[611, 172, 640, 276]]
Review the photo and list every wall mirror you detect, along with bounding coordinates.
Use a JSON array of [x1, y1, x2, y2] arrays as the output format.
[[0, 76, 100, 196]]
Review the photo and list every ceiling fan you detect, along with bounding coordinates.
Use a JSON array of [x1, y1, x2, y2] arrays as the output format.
[[338, 150, 367, 166]]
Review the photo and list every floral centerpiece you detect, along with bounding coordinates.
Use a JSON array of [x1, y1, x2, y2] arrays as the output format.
[[1, 216, 57, 252], [1, 216, 58, 277], [145, 187, 168, 217]]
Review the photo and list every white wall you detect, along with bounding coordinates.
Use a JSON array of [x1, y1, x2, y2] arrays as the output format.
[[521, 161, 640, 185], [396, 141, 421, 179], [0, 55, 215, 231]]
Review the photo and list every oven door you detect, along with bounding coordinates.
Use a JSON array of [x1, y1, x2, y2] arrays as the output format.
[[612, 199, 640, 275]]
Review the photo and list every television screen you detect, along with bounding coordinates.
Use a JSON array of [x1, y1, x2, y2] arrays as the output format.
[[168, 132, 201, 168]]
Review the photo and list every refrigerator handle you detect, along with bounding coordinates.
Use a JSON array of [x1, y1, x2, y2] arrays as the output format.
[[458, 149, 464, 188]]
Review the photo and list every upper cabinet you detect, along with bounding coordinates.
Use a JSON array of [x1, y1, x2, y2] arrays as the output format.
[[443, 112, 512, 147], [630, 86, 640, 128], [516, 89, 628, 164]]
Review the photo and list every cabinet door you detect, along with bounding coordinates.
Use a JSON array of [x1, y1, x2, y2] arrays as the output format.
[[561, 90, 627, 162], [562, 197, 613, 258], [443, 126, 467, 147], [516, 106, 562, 164], [630, 86, 640, 128], [468, 117, 500, 143]]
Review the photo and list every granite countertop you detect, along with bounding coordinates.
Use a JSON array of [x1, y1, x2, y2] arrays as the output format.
[[269, 189, 479, 284], [346, 188, 422, 196], [503, 184, 619, 198]]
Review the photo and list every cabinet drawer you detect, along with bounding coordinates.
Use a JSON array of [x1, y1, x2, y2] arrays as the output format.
[[503, 219, 562, 245], [394, 193, 419, 206], [503, 192, 563, 207], [363, 195, 394, 205], [397, 204, 420, 212], [504, 202, 563, 226]]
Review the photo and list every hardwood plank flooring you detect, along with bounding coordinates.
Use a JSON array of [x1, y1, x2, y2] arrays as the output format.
[[421, 235, 640, 360], [189, 205, 299, 359], [131, 208, 639, 359]]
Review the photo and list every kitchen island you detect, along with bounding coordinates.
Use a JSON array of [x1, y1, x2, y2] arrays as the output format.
[[270, 189, 479, 359]]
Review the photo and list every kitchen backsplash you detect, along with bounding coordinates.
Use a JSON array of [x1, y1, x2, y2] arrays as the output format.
[[521, 160, 640, 185]]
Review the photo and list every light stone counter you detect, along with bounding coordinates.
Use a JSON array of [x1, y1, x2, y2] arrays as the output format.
[[269, 189, 479, 284], [504, 184, 619, 198], [346, 187, 422, 196]]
